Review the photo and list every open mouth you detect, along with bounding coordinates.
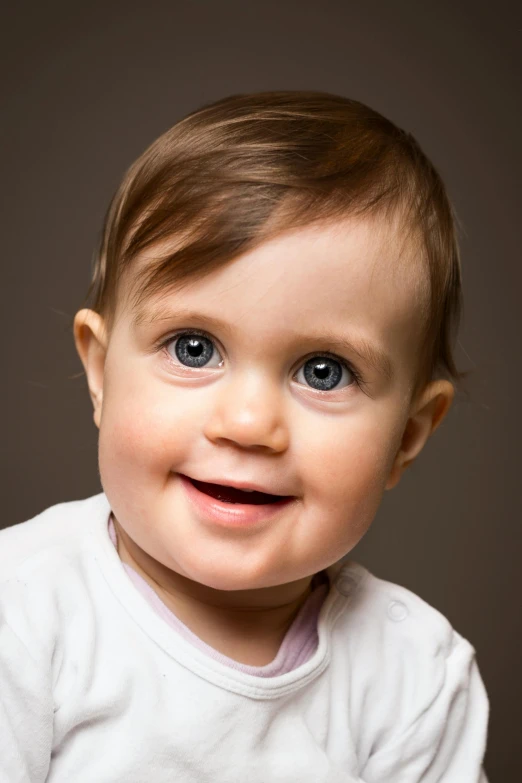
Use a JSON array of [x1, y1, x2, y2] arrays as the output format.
[[186, 477, 289, 505]]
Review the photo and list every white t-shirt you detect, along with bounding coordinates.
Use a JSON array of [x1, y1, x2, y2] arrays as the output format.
[[0, 492, 489, 782]]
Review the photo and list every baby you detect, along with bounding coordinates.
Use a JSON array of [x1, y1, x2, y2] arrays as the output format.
[[1, 91, 489, 781]]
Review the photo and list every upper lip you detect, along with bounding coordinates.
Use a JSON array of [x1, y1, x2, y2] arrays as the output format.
[[182, 474, 293, 497]]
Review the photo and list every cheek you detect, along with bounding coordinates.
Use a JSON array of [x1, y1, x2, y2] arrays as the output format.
[[301, 413, 396, 514], [98, 375, 199, 476]]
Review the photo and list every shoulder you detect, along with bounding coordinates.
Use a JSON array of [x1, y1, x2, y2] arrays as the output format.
[[0, 492, 109, 582], [335, 559, 459, 657], [0, 493, 111, 653], [330, 561, 489, 769], [330, 560, 477, 712]]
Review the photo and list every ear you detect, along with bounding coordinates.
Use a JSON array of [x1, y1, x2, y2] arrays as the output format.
[[73, 309, 108, 429], [385, 380, 455, 490]]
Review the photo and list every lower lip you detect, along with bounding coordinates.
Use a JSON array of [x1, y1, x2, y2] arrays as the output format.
[[180, 474, 296, 528]]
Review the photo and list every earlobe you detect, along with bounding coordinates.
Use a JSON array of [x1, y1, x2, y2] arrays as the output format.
[[385, 380, 455, 491], [73, 309, 108, 429]]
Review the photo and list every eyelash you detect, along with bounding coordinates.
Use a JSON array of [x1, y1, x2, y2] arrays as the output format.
[[155, 329, 365, 391]]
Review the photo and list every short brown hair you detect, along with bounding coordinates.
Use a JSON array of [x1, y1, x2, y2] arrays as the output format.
[[79, 90, 470, 401]]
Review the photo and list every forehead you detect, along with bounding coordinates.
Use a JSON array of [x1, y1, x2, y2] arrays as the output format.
[[125, 213, 425, 319], [119, 215, 427, 385]]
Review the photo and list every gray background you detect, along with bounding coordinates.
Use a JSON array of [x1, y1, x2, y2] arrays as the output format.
[[2, 1, 520, 778]]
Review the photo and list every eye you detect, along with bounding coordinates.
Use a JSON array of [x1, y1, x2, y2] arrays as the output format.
[[163, 331, 223, 369], [294, 354, 361, 392]]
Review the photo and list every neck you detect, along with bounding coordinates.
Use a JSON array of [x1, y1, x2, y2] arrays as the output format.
[[111, 515, 314, 649]]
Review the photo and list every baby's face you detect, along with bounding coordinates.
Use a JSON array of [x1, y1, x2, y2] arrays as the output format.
[[92, 216, 425, 591]]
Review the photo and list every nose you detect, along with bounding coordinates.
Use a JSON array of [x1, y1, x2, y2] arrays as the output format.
[[203, 371, 289, 453]]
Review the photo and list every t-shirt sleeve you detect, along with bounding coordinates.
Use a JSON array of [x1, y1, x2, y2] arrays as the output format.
[[359, 631, 489, 783], [0, 619, 53, 782]]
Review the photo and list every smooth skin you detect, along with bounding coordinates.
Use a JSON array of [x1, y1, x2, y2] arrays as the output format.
[[74, 215, 454, 665]]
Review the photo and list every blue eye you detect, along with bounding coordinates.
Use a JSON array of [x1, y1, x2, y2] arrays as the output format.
[[160, 331, 362, 390], [296, 355, 359, 391], [166, 331, 223, 369]]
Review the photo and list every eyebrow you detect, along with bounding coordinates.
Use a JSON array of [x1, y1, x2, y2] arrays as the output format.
[[132, 303, 394, 381]]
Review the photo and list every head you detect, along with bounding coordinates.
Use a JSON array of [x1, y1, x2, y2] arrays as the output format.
[[74, 91, 465, 597]]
